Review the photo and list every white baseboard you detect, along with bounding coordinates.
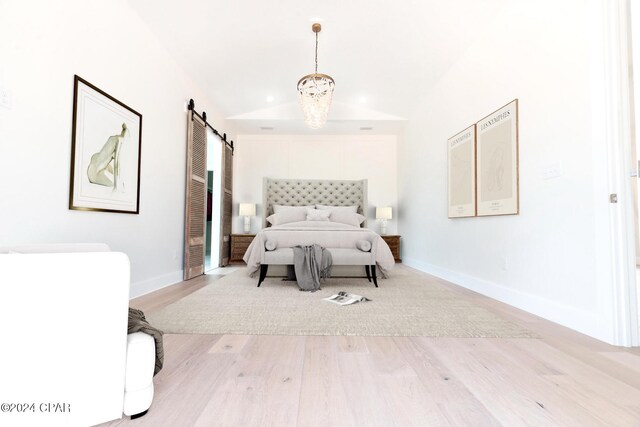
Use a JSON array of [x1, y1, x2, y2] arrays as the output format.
[[129, 270, 183, 299], [403, 257, 606, 342]]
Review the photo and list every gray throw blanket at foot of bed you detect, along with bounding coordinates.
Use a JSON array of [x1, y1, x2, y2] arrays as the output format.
[[128, 308, 164, 376], [292, 244, 333, 292]]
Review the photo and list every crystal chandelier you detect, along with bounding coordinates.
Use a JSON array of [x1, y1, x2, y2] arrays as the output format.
[[297, 23, 335, 129]]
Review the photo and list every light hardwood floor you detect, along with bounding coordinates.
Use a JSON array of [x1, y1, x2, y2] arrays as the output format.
[[101, 265, 640, 426]]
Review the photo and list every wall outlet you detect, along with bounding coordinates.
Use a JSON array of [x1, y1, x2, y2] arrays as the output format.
[[542, 161, 563, 180], [0, 88, 11, 109]]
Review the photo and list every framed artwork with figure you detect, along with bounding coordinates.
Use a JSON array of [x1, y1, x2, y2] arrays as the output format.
[[69, 75, 142, 214], [476, 99, 519, 216]]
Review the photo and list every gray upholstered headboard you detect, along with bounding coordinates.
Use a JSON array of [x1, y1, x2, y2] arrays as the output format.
[[263, 178, 368, 228]]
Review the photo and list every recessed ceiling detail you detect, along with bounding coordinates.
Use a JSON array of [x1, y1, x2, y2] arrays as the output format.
[[128, 0, 507, 134]]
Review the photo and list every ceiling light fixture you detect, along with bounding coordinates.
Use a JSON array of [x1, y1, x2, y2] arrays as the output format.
[[297, 23, 335, 129]]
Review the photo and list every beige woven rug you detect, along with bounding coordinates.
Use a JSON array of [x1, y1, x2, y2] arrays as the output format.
[[147, 266, 535, 338]]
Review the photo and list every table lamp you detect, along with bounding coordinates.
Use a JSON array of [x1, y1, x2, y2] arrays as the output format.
[[239, 203, 256, 233], [376, 206, 392, 235]]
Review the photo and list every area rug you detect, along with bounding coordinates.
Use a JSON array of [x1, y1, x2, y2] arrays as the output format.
[[147, 266, 536, 338]]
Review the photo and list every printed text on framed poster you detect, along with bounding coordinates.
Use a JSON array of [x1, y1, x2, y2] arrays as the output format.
[[447, 124, 476, 218], [476, 99, 519, 216]]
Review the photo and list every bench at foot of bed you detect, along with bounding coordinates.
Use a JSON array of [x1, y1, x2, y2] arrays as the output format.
[[257, 248, 379, 288], [257, 263, 378, 288]]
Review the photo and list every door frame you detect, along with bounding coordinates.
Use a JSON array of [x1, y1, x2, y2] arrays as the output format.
[[205, 128, 223, 272], [604, 0, 639, 347]]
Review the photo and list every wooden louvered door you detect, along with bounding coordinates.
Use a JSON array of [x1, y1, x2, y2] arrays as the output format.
[[183, 111, 207, 280], [219, 144, 233, 266]]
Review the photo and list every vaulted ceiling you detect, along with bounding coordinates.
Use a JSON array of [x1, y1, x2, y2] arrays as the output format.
[[128, 0, 506, 134]]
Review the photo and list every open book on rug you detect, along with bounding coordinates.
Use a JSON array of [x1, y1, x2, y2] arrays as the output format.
[[323, 291, 371, 306]]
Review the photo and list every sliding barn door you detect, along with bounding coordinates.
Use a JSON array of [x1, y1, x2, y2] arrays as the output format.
[[219, 144, 233, 266], [183, 111, 207, 280]]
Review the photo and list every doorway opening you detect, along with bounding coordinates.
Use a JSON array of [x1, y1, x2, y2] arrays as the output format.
[[205, 127, 222, 273]]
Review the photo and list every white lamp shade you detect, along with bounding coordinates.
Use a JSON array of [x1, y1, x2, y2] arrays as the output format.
[[239, 203, 256, 217], [376, 207, 393, 220]]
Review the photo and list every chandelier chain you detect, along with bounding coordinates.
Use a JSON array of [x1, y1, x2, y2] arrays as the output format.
[[315, 31, 318, 74]]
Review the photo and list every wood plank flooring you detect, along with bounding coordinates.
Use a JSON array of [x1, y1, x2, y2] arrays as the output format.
[[100, 265, 640, 426]]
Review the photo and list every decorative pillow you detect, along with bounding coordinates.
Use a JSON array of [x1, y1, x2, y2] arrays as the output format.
[[306, 208, 331, 221], [316, 204, 358, 213], [330, 211, 366, 227], [266, 209, 307, 226], [356, 240, 372, 252], [273, 205, 315, 214]]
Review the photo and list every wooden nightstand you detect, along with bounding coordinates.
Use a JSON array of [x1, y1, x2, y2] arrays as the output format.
[[230, 234, 256, 264], [381, 235, 401, 263]]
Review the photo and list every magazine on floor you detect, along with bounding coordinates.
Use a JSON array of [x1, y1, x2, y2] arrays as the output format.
[[323, 291, 370, 306]]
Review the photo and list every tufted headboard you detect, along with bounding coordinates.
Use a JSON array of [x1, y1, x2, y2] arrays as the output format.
[[263, 178, 368, 228]]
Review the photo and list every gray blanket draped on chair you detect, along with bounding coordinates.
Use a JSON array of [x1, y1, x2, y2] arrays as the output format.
[[292, 244, 333, 291], [128, 308, 164, 376]]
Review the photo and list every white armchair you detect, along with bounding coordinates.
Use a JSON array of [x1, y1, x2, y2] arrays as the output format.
[[124, 332, 155, 418], [0, 244, 155, 426]]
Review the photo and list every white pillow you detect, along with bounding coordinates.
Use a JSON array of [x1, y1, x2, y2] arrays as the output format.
[[280, 220, 356, 228], [306, 208, 331, 221], [316, 204, 358, 213], [330, 211, 366, 227], [266, 209, 307, 226], [273, 205, 315, 214]]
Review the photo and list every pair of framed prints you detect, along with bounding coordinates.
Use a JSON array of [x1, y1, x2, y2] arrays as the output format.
[[447, 99, 518, 218]]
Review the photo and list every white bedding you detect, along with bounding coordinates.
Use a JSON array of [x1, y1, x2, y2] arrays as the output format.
[[243, 221, 396, 277]]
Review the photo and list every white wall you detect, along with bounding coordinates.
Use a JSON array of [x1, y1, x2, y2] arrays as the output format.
[[0, 0, 228, 297], [233, 134, 398, 234], [398, 0, 617, 343]]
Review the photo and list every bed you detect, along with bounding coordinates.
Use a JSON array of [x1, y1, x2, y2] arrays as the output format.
[[243, 178, 395, 286]]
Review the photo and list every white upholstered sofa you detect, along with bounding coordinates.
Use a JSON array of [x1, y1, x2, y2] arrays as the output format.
[[0, 244, 155, 426]]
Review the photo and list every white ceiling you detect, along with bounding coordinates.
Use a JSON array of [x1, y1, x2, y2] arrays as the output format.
[[128, 0, 506, 134]]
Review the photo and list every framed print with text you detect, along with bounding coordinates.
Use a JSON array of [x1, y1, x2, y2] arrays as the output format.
[[69, 75, 142, 214], [476, 99, 519, 216], [447, 124, 476, 218]]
